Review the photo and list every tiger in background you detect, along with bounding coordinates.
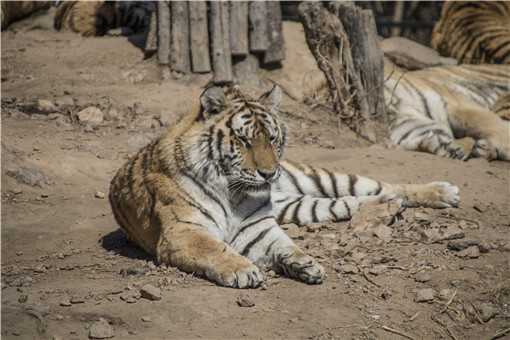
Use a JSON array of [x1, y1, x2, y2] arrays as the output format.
[[109, 85, 460, 288], [431, 1, 510, 64], [384, 59, 510, 161], [54, 1, 153, 37]]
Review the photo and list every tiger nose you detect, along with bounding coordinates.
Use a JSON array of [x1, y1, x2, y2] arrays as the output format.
[[257, 169, 276, 181]]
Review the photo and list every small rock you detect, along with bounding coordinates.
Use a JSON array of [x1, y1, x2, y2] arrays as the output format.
[[478, 241, 491, 253], [70, 296, 85, 304], [447, 239, 480, 251], [89, 318, 114, 339], [5, 166, 49, 187], [478, 303, 498, 322], [77, 107, 103, 126], [141, 316, 152, 323], [37, 99, 57, 113], [16, 251, 23, 256], [369, 265, 387, 276], [55, 115, 72, 128], [33, 264, 47, 273], [55, 314, 64, 320], [415, 288, 435, 303], [55, 96, 75, 108], [119, 267, 148, 277], [140, 284, 161, 301], [442, 226, 465, 241], [456, 246, 480, 259], [95, 191, 105, 199], [339, 264, 359, 274], [236, 295, 255, 307], [439, 288, 453, 301], [12, 330, 21, 336], [373, 225, 393, 242], [414, 271, 431, 283], [104, 108, 121, 121], [60, 298, 72, 307], [119, 291, 139, 304], [18, 294, 28, 303]]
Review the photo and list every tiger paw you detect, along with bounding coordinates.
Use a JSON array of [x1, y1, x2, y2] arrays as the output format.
[[472, 139, 498, 161], [206, 261, 264, 289], [275, 251, 326, 284], [444, 137, 476, 160], [420, 181, 460, 208]]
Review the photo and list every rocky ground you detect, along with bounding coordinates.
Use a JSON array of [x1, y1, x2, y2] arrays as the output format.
[[2, 18, 510, 340]]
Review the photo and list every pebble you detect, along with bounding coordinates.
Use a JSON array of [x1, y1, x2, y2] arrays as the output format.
[[447, 239, 480, 251], [5, 166, 49, 187], [339, 264, 359, 274], [33, 264, 47, 273], [77, 107, 104, 126], [60, 298, 72, 307], [120, 291, 140, 303], [37, 99, 57, 113], [141, 316, 152, 323], [55, 314, 64, 320], [70, 296, 85, 304], [119, 267, 148, 277], [16, 251, 23, 256], [95, 191, 106, 199], [140, 284, 161, 301], [89, 318, 114, 339], [414, 271, 431, 283], [415, 288, 435, 302], [456, 246, 480, 259], [439, 288, 453, 301], [236, 295, 255, 307], [478, 303, 498, 322], [55, 96, 74, 108], [369, 265, 387, 276]]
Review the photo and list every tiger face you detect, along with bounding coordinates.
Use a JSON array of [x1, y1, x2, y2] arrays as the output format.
[[197, 85, 287, 192]]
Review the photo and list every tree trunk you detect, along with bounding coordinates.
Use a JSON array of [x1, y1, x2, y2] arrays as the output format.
[[230, 2, 249, 56], [170, 1, 190, 73], [249, 1, 269, 52], [264, 1, 285, 64], [157, 1, 170, 65]]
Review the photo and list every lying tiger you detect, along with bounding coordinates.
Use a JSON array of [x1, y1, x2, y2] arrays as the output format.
[[109, 85, 459, 288], [385, 60, 510, 161]]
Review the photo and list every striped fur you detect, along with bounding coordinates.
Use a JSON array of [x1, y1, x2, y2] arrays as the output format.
[[54, 1, 152, 37], [431, 1, 510, 64], [110, 85, 460, 288], [385, 59, 510, 161]]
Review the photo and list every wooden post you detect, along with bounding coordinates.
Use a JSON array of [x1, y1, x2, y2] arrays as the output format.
[[264, 1, 285, 64], [210, 1, 233, 83], [157, 1, 170, 65], [144, 9, 158, 57], [230, 2, 249, 56], [233, 55, 259, 85], [299, 2, 383, 142], [170, 1, 190, 73], [249, 1, 269, 52], [189, 1, 211, 73]]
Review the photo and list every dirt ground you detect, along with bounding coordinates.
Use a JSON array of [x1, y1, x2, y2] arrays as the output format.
[[2, 18, 510, 340]]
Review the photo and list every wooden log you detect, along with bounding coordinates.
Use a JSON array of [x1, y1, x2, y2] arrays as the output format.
[[210, 2, 233, 83], [336, 5, 385, 118], [189, 1, 211, 73], [170, 1, 190, 73], [249, 1, 269, 52], [230, 2, 249, 56], [299, 2, 381, 142], [157, 1, 170, 65], [144, 9, 158, 57], [233, 55, 259, 85], [264, 1, 285, 64]]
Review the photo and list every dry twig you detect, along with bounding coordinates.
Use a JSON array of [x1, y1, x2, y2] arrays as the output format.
[[381, 325, 416, 340]]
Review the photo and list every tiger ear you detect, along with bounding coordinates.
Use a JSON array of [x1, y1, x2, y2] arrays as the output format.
[[259, 85, 282, 113], [199, 86, 226, 120]]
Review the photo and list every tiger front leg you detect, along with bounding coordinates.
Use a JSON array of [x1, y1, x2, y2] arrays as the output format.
[[230, 217, 326, 285], [157, 217, 263, 289]]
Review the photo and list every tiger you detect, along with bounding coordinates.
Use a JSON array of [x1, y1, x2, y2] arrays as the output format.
[[54, 1, 152, 37], [384, 59, 510, 161], [109, 85, 460, 288], [1, 1, 51, 30], [431, 1, 510, 64]]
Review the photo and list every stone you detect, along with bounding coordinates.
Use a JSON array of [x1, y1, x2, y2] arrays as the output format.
[[373, 225, 393, 242], [77, 107, 103, 126], [447, 239, 480, 251], [369, 265, 387, 276], [60, 298, 72, 307], [5, 166, 49, 187], [351, 200, 404, 235], [89, 318, 114, 339], [456, 246, 480, 259], [37, 99, 57, 113], [25, 304, 50, 316], [140, 284, 161, 301], [236, 295, 255, 307], [33, 264, 47, 273], [141, 316, 152, 322], [439, 288, 453, 301], [478, 303, 498, 322], [339, 264, 358, 274], [70, 296, 85, 304], [55, 96, 75, 109], [94, 191, 105, 199], [55, 115, 72, 128], [119, 267, 148, 277], [414, 271, 431, 283], [478, 242, 491, 253], [415, 288, 435, 303], [120, 291, 139, 303], [104, 108, 121, 121]]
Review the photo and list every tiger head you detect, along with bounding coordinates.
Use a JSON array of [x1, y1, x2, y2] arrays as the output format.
[[194, 85, 287, 192]]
